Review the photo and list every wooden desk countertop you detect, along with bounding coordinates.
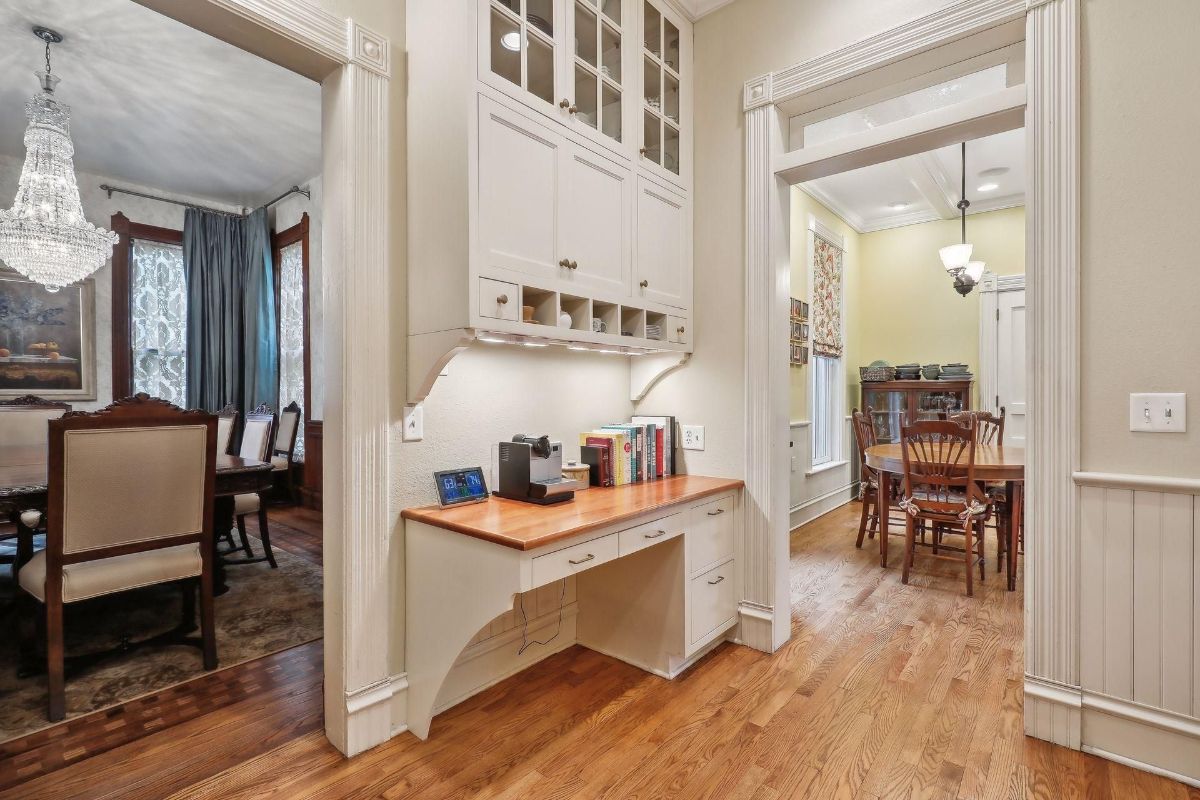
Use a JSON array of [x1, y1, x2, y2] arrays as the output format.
[[401, 474, 743, 551]]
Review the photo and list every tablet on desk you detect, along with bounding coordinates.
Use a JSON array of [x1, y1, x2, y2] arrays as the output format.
[[435, 467, 489, 508]]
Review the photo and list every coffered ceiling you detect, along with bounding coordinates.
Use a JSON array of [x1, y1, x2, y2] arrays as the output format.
[[0, 0, 321, 207]]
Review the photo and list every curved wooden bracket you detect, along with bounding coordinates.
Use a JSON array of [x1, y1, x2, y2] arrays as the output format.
[[407, 329, 475, 404], [630, 352, 691, 402]]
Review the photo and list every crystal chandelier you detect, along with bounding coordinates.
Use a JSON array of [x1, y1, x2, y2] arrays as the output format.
[[938, 141, 985, 297], [0, 28, 117, 293]]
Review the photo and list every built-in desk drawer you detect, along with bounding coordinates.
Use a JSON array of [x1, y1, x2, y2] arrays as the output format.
[[687, 492, 736, 576], [689, 558, 736, 645], [531, 533, 618, 586], [617, 511, 685, 556]]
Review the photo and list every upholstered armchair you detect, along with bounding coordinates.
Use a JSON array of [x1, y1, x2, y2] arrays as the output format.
[[16, 394, 218, 721]]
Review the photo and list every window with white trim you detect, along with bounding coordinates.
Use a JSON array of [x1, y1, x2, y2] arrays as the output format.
[[811, 354, 839, 466], [808, 218, 845, 468]]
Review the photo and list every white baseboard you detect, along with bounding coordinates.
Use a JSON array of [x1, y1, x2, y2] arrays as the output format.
[[388, 673, 409, 737], [733, 601, 776, 653], [1080, 692, 1200, 787], [342, 676, 398, 756], [789, 484, 855, 530], [432, 603, 579, 715], [1024, 675, 1082, 749]]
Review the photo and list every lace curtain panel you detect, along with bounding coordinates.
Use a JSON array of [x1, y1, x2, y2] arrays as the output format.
[[811, 235, 844, 358], [278, 240, 305, 460], [131, 239, 187, 407]]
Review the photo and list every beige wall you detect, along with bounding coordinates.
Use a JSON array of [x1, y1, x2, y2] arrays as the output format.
[[639, 0, 960, 476], [1081, 0, 1200, 477], [857, 206, 1025, 407]]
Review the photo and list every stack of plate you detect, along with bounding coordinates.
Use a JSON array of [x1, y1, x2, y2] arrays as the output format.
[[939, 363, 973, 380], [645, 323, 663, 339], [894, 363, 921, 380], [921, 364, 941, 380]]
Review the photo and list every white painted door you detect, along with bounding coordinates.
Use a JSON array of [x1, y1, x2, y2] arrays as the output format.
[[477, 96, 563, 282], [634, 176, 688, 308], [558, 142, 632, 295], [996, 288, 1027, 446]]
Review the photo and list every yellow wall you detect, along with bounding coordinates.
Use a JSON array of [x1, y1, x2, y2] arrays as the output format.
[[856, 206, 1026, 406], [789, 188, 861, 421]]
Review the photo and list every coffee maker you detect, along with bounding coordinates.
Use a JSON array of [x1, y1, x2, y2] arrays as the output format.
[[496, 435, 586, 505]]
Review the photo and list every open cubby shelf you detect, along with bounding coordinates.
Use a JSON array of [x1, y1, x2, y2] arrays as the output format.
[[490, 283, 680, 349]]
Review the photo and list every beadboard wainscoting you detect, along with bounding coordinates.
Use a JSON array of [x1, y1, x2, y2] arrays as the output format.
[[789, 417, 857, 530], [1073, 473, 1200, 786]]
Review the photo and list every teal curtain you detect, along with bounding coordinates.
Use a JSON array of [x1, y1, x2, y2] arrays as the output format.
[[184, 207, 278, 414]]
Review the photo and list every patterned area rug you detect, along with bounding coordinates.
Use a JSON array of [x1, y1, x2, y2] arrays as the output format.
[[0, 536, 322, 743]]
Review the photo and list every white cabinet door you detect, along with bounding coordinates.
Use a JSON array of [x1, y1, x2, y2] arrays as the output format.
[[477, 97, 563, 282], [634, 177, 688, 308], [558, 143, 632, 295]]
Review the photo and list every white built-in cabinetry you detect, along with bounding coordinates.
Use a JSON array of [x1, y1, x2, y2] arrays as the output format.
[[407, 0, 694, 402]]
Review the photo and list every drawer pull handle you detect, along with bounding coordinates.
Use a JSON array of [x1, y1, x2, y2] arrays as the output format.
[[497, 294, 509, 305], [708, 575, 725, 585], [644, 530, 667, 539], [568, 554, 595, 565], [707, 508, 725, 516]]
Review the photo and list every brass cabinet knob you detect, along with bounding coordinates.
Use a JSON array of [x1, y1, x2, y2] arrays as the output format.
[[677, 326, 686, 335], [639, 147, 648, 155], [559, 98, 571, 109], [558, 258, 571, 268], [568, 105, 579, 114], [640, 279, 649, 288], [497, 294, 509, 305], [569, 260, 578, 270]]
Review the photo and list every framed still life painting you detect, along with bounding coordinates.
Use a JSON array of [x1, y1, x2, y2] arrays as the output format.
[[0, 270, 96, 401]]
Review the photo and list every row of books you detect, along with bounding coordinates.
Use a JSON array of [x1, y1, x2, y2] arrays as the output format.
[[579, 415, 676, 487]]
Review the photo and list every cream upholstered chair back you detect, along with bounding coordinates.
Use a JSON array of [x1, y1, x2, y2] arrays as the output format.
[[46, 394, 217, 559], [0, 395, 71, 447], [275, 402, 301, 457], [240, 407, 275, 462], [216, 404, 238, 455]]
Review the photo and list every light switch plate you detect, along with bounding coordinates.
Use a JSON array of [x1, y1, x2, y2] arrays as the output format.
[[403, 404, 424, 441], [1129, 393, 1186, 433], [681, 424, 705, 451]]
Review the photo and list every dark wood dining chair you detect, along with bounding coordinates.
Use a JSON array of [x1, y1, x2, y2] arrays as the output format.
[[226, 405, 278, 569], [15, 394, 217, 721], [271, 401, 302, 504], [851, 408, 881, 548], [898, 419, 993, 596], [216, 403, 238, 455], [950, 407, 1012, 573], [0, 395, 71, 558]]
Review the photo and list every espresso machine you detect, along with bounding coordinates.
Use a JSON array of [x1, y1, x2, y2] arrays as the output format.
[[496, 435, 586, 505]]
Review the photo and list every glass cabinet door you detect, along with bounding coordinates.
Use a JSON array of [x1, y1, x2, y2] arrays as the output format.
[[916, 389, 965, 421], [488, 0, 558, 107], [640, 0, 681, 176], [570, 0, 624, 144], [862, 388, 905, 444]]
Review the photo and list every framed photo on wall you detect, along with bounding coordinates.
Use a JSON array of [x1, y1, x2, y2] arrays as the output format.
[[0, 270, 97, 401]]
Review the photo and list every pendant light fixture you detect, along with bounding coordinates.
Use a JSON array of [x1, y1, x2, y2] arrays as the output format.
[[938, 141, 985, 297], [0, 27, 118, 292]]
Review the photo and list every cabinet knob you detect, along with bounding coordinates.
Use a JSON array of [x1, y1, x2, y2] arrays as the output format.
[[640, 279, 649, 288], [569, 260, 579, 270], [559, 259, 571, 268], [639, 147, 648, 155], [568, 105, 579, 115], [677, 326, 686, 335], [497, 294, 509, 305], [559, 98, 571, 109]]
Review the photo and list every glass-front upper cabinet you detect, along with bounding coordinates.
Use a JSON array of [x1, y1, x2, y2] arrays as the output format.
[[639, 0, 683, 180], [569, 0, 625, 145], [485, 0, 560, 111]]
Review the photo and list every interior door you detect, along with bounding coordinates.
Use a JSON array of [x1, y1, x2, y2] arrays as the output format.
[[477, 96, 562, 282], [558, 142, 631, 295], [634, 176, 688, 308], [996, 288, 1027, 446]]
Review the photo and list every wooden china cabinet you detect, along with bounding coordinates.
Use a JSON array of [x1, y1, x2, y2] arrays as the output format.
[[859, 379, 972, 443]]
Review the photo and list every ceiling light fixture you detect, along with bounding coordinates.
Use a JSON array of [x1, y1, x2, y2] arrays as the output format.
[[500, 31, 522, 51], [977, 182, 999, 192], [0, 28, 118, 292], [938, 141, 985, 297], [888, 202, 909, 211]]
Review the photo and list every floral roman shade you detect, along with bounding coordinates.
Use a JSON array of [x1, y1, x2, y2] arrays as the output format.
[[811, 234, 844, 358]]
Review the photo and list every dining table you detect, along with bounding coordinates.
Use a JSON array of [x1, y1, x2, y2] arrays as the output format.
[[0, 443, 274, 596], [864, 442, 1024, 591]]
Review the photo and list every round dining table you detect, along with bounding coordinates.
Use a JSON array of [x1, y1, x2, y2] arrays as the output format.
[[864, 443, 1024, 591]]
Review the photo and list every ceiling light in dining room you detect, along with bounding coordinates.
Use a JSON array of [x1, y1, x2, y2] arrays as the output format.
[[938, 141, 985, 297], [888, 201, 909, 211], [0, 27, 118, 292], [977, 182, 1000, 192]]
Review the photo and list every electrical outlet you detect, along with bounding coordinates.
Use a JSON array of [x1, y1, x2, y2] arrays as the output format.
[[1129, 393, 1186, 433], [681, 424, 705, 451], [403, 404, 424, 441]]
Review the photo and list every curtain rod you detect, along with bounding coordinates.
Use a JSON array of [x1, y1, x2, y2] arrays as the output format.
[[99, 184, 311, 217]]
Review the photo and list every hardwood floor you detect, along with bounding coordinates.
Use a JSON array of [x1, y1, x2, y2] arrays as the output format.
[[4, 503, 1196, 799]]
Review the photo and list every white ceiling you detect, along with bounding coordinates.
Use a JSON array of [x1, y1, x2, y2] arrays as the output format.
[[0, 0, 321, 207]]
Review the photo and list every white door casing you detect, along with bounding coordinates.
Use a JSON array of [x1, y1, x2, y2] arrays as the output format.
[[997, 288, 1027, 445]]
